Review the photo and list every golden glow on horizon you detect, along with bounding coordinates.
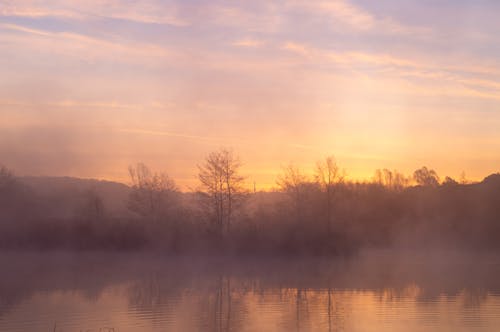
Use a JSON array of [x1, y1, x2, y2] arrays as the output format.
[[1, 0, 499, 185]]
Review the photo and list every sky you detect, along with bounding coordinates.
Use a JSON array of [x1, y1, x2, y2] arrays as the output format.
[[1, 0, 500, 189]]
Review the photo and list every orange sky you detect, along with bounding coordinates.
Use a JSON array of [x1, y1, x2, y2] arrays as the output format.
[[1, 0, 500, 189]]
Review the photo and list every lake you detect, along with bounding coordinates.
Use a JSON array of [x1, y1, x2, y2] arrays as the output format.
[[1, 251, 500, 331]]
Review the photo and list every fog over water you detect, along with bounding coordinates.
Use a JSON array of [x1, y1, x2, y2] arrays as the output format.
[[1, 251, 500, 332]]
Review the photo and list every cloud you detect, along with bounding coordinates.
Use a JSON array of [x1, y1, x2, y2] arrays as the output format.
[[0, 0, 189, 26], [0, 23, 52, 37], [282, 42, 311, 56], [118, 128, 220, 143], [198, 3, 283, 33], [232, 38, 264, 48], [311, 0, 375, 30], [0, 23, 171, 63], [280, 41, 500, 100], [118, 128, 321, 153], [287, 0, 430, 36], [0, 3, 82, 19]]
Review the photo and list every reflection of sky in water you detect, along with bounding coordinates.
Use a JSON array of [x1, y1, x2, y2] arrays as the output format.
[[1, 252, 500, 331]]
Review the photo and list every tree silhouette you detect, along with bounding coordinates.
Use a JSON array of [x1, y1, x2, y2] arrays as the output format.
[[374, 169, 409, 191], [80, 188, 105, 220], [128, 163, 178, 221], [315, 156, 344, 235], [442, 176, 458, 186], [413, 166, 439, 187], [198, 149, 245, 234], [0, 165, 15, 190], [277, 164, 309, 225]]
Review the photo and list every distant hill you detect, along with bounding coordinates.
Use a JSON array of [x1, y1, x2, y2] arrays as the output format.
[[481, 173, 500, 186], [18, 176, 131, 217]]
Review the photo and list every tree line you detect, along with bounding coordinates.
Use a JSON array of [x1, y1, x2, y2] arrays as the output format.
[[0, 150, 499, 254]]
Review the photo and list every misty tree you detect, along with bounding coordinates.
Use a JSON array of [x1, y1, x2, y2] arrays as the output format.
[[0, 165, 15, 188], [128, 163, 178, 221], [277, 164, 309, 224], [413, 166, 439, 187], [0, 165, 17, 200], [460, 171, 469, 185], [442, 176, 458, 186], [373, 169, 409, 191], [0, 165, 38, 222], [315, 156, 344, 235], [0, 165, 16, 211], [79, 187, 105, 220], [198, 149, 246, 234]]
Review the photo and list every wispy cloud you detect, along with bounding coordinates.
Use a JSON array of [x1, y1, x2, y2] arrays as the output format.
[[207, 4, 283, 33], [287, 0, 430, 36], [0, 99, 139, 109], [232, 38, 264, 48], [0, 0, 189, 26], [282, 42, 311, 56], [119, 128, 321, 153], [304, 0, 375, 30], [0, 23, 52, 37], [0, 23, 171, 62], [118, 128, 220, 143], [281, 41, 500, 99]]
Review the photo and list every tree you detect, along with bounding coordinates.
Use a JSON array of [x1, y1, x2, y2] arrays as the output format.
[[198, 149, 245, 234], [79, 187, 105, 220], [460, 171, 469, 185], [0, 165, 15, 190], [413, 166, 439, 187], [277, 164, 309, 224], [0, 165, 17, 215], [373, 169, 409, 191], [442, 176, 458, 186], [128, 163, 178, 221], [315, 156, 344, 235]]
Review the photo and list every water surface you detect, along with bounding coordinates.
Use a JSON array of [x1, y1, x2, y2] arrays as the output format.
[[1, 251, 500, 331]]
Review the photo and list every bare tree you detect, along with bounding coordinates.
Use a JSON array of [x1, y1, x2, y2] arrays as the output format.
[[0, 165, 16, 212], [460, 171, 469, 185], [277, 164, 309, 224], [413, 166, 439, 187], [443, 176, 458, 186], [373, 169, 409, 191], [315, 156, 344, 235], [198, 149, 245, 234], [0, 165, 15, 189], [80, 187, 105, 220], [128, 163, 178, 221]]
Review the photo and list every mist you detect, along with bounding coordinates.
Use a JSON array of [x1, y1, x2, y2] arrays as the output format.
[[1, 154, 499, 255]]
